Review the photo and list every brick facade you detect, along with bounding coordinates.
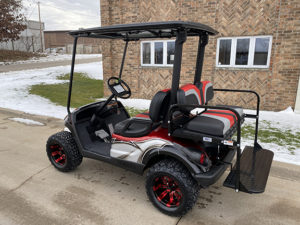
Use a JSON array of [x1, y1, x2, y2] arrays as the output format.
[[100, 0, 300, 111]]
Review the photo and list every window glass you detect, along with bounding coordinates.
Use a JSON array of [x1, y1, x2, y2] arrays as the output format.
[[167, 42, 175, 64], [254, 37, 270, 65], [154, 42, 163, 64], [142, 43, 151, 64], [235, 38, 250, 65], [218, 39, 231, 65]]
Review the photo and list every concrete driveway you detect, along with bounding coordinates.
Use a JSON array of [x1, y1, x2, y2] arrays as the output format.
[[0, 108, 299, 225]]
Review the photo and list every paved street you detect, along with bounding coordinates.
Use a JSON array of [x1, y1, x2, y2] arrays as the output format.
[[0, 57, 101, 73], [0, 108, 299, 225]]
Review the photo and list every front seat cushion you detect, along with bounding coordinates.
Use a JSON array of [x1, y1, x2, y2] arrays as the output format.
[[114, 118, 153, 137]]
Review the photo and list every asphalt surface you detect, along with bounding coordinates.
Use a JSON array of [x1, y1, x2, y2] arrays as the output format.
[[0, 57, 101, 73], [0, 108, 299, 225]]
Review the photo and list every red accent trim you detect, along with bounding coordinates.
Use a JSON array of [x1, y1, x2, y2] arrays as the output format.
[[134, 113, 149, 118], [166, 191, 174, 207], [200, 154, 205, 164], [55, 155, 65, 163], [112, 133, 153, 142], [51, 151, 62, 157], [203, 112, 235, 127], [112, 127, 204, 151], [207, 110, 237, 120], [161, 88, 170, 92], [157, 189, 170, 201]]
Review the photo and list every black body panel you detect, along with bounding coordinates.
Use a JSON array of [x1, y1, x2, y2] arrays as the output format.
[[83, 149, 145, 175], [142, 145, 235, 186]]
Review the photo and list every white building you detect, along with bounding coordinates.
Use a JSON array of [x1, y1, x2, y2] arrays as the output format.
[[0, 20, 45, 52]]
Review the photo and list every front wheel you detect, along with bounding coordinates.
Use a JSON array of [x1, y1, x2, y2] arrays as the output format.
[[145, 159, 199, 216], [46, 131, 82, 172]]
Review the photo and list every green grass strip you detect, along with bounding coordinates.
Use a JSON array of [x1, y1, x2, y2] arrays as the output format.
[[30, 72, 103, 108]]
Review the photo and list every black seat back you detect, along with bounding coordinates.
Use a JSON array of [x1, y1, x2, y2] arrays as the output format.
[[149, 90, 171, 123], [196, 81, 214, 104], [176, 84, 203, 114]]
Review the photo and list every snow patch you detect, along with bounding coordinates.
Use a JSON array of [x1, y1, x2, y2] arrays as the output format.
[[0, 62, 102, 119], [244, 108, 300, 134], [9, 117, 44, 126], [98, 98, 151, 110], [76, 61, 103, 80], [279, 106, 294, 113], [0, 54, 102, 66]]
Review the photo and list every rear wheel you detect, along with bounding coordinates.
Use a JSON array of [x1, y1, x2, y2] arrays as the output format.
[[46, 131, 82, 172], [146, 159, 199, 216]]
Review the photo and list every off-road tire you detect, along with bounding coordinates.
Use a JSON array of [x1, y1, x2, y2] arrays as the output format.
[[146, 159, 199, 216], [46, 131, 82, 172]]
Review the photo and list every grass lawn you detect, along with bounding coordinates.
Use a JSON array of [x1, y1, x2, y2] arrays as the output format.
[[126, 107, 146, 116], [29, 73, 145, 116], [241, 121, 300, 155], [30, 73, 103, 108]]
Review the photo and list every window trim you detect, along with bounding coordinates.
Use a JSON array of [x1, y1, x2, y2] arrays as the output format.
[[216, 35, 272, 68], [141, 40, 175, 67]]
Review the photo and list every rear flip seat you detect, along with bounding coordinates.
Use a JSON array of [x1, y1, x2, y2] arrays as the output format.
[[173, 82, 244, 139]]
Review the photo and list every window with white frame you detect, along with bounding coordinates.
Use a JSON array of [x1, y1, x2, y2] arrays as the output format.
[[216, 36, 272, 68], [141, 40, 175, 67]]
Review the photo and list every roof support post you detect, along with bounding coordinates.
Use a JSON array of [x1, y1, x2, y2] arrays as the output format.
[[119, 40, 128, 80], [170, 29, 187, 104], [194, 34, 208, 85], [67, 36, 78, 114]]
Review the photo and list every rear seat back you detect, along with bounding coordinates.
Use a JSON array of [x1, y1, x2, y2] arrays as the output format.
[[177, 81, 214, 105], [177, 84, 203, 105], [196, 81, 214, 104]]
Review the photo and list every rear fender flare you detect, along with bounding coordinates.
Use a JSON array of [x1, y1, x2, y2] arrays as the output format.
[[142, 145, 202, 176]]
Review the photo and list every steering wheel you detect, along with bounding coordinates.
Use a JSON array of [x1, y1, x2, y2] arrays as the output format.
[[90, 77, 131, 127], [107, 77, 131, 99]]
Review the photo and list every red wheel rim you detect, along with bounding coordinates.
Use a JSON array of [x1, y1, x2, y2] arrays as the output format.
[[153, 175, 182, 208], [49, 144, 66, 166]]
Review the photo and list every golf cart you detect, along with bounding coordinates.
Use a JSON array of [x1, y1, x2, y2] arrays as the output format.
[[46, 21, 274, 216]]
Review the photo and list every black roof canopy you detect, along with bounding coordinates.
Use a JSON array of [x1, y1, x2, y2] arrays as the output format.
[[69, 21, 218, 40]]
